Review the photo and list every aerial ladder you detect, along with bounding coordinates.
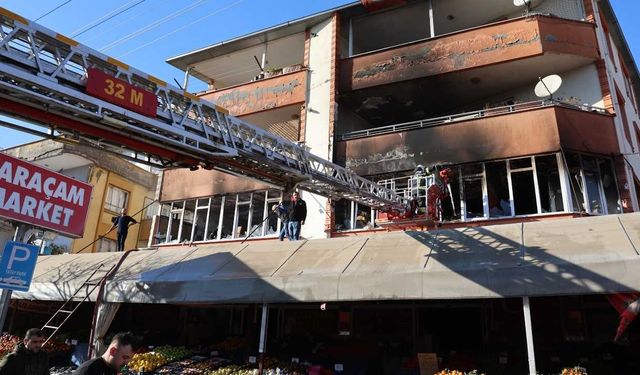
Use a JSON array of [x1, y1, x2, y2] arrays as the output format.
[[0, 7, 407, 210]]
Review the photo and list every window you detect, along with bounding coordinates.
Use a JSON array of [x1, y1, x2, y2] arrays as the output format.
[[97, 238, 117, 252], [153, 189, 283, 244], [461, 164, 485, 220], [142, 197, 157, 220], [535, 155, 564, 213], [333, 200, 377, 232], [564, 153, 620, 215], [509, 157, 537, 216], [192, 198, 210, 242], [104, 186, 129, 212], [486, 161, 510, 217]]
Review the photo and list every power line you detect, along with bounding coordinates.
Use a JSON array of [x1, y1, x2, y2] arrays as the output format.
[[117, 0, 245, 58], [70, 0, 147, 38], [35, 0, 73, 21], [100, 0, 210, 52], [83, 0, 172, 44]]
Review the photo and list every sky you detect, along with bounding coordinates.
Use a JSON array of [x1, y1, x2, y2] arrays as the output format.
[[0, 0, 638, 149]]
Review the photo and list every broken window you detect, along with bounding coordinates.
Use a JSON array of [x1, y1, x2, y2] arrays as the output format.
[[535, 155, 564, 213], [249, 192, 267, 237], [582, 156, 604, 214], [168, 202, 182, 244], [192, 198, 209, 242], [566, 153, 586, 212], [564, 153, 620, 214], [599, 159, 621, 214], [508, 157, 538, 216], [234, 193, 252, 239], [153, 203, 171, 245], [334, 200, 352, 231], [486, 161, 510, 217], [179, 200, 195, 243], [334, 200, 376, 231], [461, 163, 486, 219], [206, 197, 221, 241]]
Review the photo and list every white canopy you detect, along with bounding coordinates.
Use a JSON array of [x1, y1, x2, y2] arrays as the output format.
[[13, 213, 640, 304]]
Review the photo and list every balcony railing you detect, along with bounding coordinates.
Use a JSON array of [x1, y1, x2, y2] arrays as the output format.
[[338, 100, 607, 141]]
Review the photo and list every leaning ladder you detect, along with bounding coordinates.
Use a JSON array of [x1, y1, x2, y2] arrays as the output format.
[[41, 263, 116, 346]]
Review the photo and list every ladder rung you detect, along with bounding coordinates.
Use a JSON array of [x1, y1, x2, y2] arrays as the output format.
[[58, 310, 73, 314], [43, 325, 59, 330]]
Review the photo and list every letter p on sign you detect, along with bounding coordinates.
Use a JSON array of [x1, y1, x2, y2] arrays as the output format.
[[7, 246, 30, 270]]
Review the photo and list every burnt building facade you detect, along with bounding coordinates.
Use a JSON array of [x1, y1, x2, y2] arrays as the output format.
[[156, 0, 640, 244]]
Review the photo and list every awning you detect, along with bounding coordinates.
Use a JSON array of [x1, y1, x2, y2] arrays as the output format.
[[13, 213, 640, 304]]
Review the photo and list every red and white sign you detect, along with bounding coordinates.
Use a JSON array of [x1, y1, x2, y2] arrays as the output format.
[[86, 68, 157, 118], [0, 152, 93, 238]]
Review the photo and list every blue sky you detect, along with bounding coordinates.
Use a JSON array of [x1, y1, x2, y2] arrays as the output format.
[[0, 0, 638, 148]]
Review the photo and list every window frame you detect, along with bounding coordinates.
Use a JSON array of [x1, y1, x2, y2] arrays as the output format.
[[104, 185, 130, 213]]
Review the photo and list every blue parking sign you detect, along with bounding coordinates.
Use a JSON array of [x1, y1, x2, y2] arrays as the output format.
[[0, 241, 39, 292]]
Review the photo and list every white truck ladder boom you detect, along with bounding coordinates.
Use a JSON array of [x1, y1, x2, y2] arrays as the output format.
[[0, 8, 405, 209]]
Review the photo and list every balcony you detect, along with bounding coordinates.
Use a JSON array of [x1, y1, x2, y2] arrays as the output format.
[[199, 67, 307, 117], [340, 15, 598, 92], [335, 101, 617, 176]]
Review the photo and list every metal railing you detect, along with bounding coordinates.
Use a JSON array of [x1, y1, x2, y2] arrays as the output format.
[[339, 100, 607, 141]]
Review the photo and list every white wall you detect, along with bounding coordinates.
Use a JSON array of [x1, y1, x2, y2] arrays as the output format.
[[300, 17, 334, 240], [510, 64, 602, 107], [453, 63, 604, 113]]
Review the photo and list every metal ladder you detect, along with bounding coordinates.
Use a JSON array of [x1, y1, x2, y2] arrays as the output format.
[[41, 263, 115, 345]]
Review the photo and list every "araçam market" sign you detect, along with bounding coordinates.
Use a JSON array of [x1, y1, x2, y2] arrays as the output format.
[[0, 152, 92, 238]]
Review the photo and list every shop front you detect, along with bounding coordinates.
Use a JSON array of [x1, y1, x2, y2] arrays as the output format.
[[8, 213, 640, 374]]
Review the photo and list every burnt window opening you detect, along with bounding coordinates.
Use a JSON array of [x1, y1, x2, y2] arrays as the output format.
[[535, 155, 564, 213], [486, 161, 510, 217], [564, 152, 620, 215], [334, 200, 377, 232]]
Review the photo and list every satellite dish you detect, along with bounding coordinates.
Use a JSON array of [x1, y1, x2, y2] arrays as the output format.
[[534, 74, 562, 99], [513, 0, 533, 15], [513, 0, 531, 6]]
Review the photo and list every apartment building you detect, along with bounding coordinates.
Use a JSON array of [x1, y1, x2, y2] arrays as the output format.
[[159, 0, 639, 245], [116, 0, 640, 372]]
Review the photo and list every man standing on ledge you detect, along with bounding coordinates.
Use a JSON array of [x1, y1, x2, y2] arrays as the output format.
[[110, 208, 137, 252], [287, 191, 306, 241]]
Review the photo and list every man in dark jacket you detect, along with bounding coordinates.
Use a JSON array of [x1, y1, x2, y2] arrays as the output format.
[[0, 328, 49, 375], [287, 191, 307, 240], [73, 332, 134, 375], [110, 208, 137, 252]]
